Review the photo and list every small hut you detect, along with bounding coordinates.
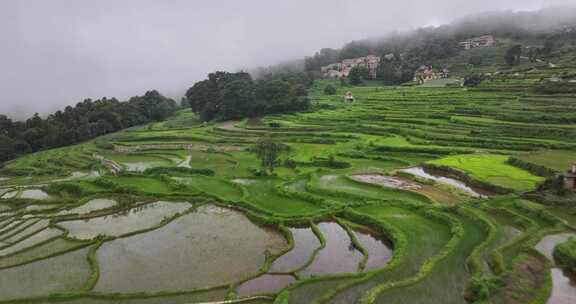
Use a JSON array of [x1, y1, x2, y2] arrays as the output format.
[[344, 91, 354, 103], [563, 164, 576, 190]]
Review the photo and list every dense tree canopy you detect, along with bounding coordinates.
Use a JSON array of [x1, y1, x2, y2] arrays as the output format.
[[0, 91, 178, 163], [348, 66, 370, 85], [185, 71, 311, 122], [323, 85, 336, 95], [505, 45, 523, 66]]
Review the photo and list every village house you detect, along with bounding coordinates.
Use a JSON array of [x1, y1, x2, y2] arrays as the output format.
[[459, 35, 497, 50], [563, 164, 576, 190], [344, 91, 355, 103], [413, 66, 449, 83], [320, 63, 342, 75], [321, 55, 381, 79]]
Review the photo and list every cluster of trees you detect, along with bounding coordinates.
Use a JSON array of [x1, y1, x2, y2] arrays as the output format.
[[506, 38, 564, 66], [376, 53, 419, 85], [0, 90, 178, 163], [251, 139, 290, 175], [463, 74, 486, 87], [504, 45, 523, 66], [348, 66, 371, 85], [304, 48, 340, 72], [534, 81, 576, 94], [185, 71, 312, 121]]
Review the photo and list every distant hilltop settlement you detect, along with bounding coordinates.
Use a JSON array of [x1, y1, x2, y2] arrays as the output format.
[[321, 35, 497, 83], [320, 55, 381, 79]]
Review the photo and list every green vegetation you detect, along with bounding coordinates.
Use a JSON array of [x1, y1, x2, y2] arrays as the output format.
[[2, 15, 576, 303], [553, 236, 576, 273], [0, 91, 178, 163], [185, 71, 312, 122], [428, 154, 545, 192]]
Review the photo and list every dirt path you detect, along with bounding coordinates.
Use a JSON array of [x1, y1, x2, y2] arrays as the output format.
[[218, 120, 244, 131]]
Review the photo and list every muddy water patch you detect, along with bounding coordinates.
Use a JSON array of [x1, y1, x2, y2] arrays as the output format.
[[59, 201, 192, 240], [36, 289, 231, 304], [351, 174, 422, 190], [399, 167, 489, 197], [0, 216, 16, 229], [0, 219, 25, 236], [535, 233, 576, 304], [353, 228, 393, 271], [23, 204, 59, 212], [0, 203, 10, 212], [0, 228, 62, 257], [0, 247, 91, 301], [320, 175, 339, 183], [123, 162, 157, 172], [271, 227, 320, 272], [94, 204, 287, 293], [549, 268, 576, 304], [1, 190, 19, 199], [1, 219, 49, 244], [20, 189, 51, 200], [237, 274, 295, 296], [57, 199, 117, 216], [298, 222, 363, 277], [233, 178, 257, 185], [536, 233, 575, 260], [177, 155, 192, 168]]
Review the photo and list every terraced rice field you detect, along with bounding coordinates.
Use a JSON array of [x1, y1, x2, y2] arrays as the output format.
[[0, 79, 575, 303]]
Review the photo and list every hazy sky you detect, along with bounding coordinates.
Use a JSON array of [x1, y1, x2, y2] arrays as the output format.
[[1, 0, 574, 119]]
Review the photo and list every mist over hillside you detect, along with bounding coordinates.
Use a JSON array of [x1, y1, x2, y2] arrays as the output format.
[[258, 5, 576, 75], [1, 1, 575, 120]]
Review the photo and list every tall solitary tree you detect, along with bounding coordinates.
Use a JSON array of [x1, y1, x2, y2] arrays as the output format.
[[252, 140, 290, 175], [505, 45, 522, 66]]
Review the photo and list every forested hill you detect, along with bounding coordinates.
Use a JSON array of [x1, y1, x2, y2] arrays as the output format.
[[303, 6, 576, 74], [0, 90, 178, 163]]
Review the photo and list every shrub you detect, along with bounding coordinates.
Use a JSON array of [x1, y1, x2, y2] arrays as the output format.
[[43, 183, 85, 197], [534, 81, 576, 94], [507, 157, 555, 177], [93, 178, 117, 188], [468, 56, 483, 66], [553, 236, 576, 274], [324, 85, 337, 95], [143, 166, 214, 176], [464, 275, 505, 302], [464, 74, 485, 87]]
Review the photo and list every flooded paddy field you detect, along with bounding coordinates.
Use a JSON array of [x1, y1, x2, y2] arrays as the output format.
[[270, 227, 320, 272], [298, 222, 364, 276], [536, 233, 576, 304], [57, 199, 118, 216], [59, 201, 192, 240], [0, 247, 92, 301], [1, 86, 575, 304], [237, 274, 296, 296], [353, 228, 393, 271], [34, 289, 232, 304], [399, 167, 492, 197], [94, 204, 287, 293]]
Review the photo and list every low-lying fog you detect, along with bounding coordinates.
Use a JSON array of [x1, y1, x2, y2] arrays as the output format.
[[1, 0, 574, 120]]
